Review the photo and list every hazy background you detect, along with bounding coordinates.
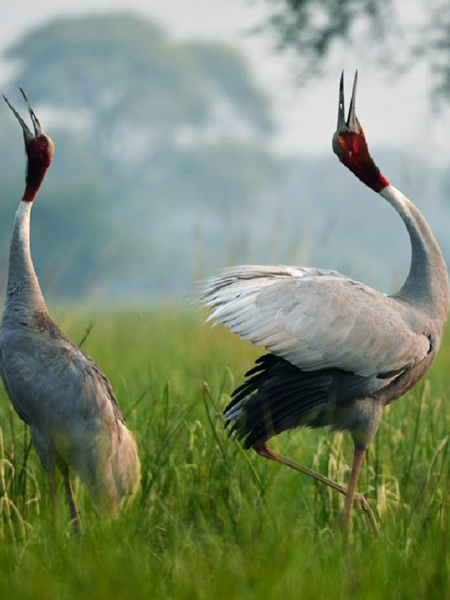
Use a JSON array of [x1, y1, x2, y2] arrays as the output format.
[[1, 0, 450, 303]]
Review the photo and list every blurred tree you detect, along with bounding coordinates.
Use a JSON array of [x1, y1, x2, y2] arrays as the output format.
[[260, 0, 450, 100], [427, 4, 450, 102], [259, 0, 394, 77], [187, 41, 273, 136], [2, 13, 280, 299], [6, 14, 274, 174]]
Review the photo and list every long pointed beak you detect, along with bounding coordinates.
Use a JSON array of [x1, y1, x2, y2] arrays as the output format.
[[337, 71, 346, 130], [3, 89, 44, 143], [347, 71, 359, 132], [20, 88, 44, 136], [335, 71, 360, 134]]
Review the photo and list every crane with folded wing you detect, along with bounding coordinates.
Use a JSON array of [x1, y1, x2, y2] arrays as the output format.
[[1, 90, 141, 529]]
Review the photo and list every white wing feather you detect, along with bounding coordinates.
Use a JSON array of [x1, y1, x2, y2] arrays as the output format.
[[199, 265, 430, 377]]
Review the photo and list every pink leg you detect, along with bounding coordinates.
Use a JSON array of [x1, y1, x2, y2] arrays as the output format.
[[46, 468, 58, 513], [253, 441, 377, 530], [45, 468, 59, 531], [340, 446, 366, 532], [61, 465, 80, 532], [254, 440, 350, 495]]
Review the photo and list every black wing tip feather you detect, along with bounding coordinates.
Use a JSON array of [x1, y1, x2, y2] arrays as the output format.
[[223, 353, 298, 448], [224, 355, 275, 415], [223, 353, 373, 450]]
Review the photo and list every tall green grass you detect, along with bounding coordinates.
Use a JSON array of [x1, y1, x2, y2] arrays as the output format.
[[0, 305, 449, 599]]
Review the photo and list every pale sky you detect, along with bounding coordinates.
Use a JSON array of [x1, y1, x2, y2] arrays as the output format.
[[1, 0, 444, 161]]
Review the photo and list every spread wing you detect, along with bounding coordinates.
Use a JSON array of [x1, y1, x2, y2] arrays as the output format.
[[198, 265, 431, 378]]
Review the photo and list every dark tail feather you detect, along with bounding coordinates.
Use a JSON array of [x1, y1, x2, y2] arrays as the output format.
[[224, 353, 370, 449]]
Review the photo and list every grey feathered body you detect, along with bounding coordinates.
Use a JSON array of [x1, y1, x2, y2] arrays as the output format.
[[199, 185, 449, 450], [0, 202, 140, 512]]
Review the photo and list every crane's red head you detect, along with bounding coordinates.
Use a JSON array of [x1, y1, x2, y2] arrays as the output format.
[[3, 89, 54, 202], [332, 72, 389, 193]]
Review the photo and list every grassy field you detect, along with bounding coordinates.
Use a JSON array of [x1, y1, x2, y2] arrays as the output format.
[[0, 304, 449, 599]]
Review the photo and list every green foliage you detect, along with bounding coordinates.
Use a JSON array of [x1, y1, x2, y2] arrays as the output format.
[[0, 306, 449, 598], [260, 0, 392, 77], [427, 4, 450, 102], [260, 0, 450, 100]]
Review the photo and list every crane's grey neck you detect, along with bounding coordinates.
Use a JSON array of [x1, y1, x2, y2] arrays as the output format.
[[381, 185, 449, 317], [3, 201, 47, 317]]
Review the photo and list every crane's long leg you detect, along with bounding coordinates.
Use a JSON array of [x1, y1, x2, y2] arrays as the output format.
[[61, 465, 80, 532], [253, 441, 377, 531], [340, 446, 366, 532], [46, 468, 58, 513]]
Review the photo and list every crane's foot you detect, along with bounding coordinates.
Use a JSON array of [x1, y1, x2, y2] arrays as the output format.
[[352, 492, 379, 533], [61, 465, 81, 533], [340, 491, 378, 537]]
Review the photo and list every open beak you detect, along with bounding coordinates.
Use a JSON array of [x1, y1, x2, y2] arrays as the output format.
[[3, 88, 45, 143], [336, 71, 360, 134]]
